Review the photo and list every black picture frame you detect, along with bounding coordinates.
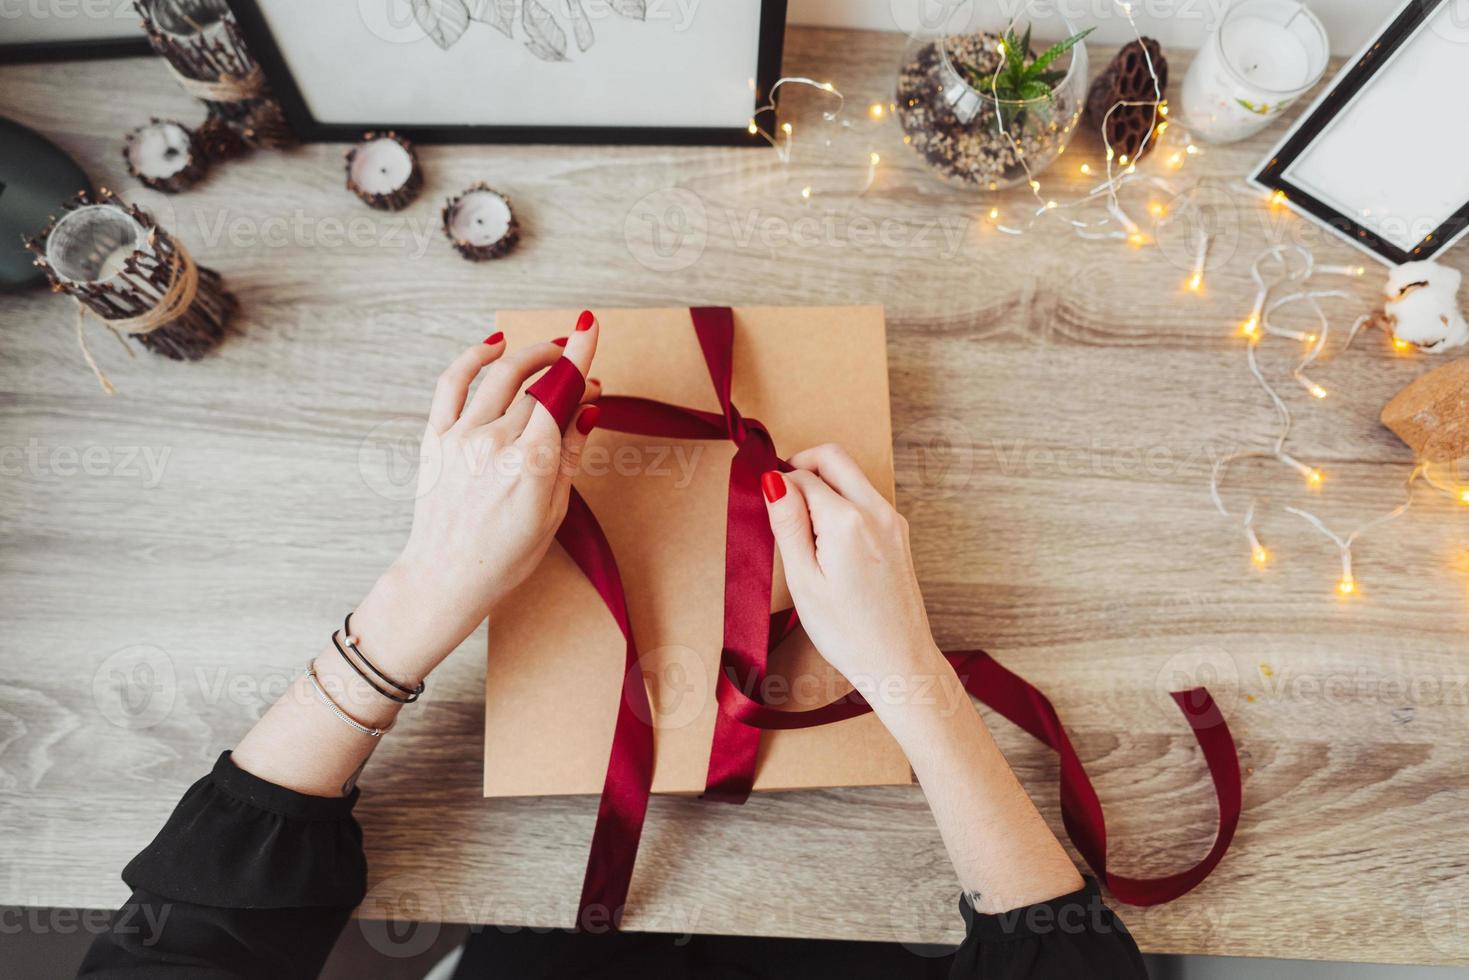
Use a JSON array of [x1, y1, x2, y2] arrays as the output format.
[[0, 35, 152, 65], [224, 0, 788, 146], [1252, 0, 1469, 265]]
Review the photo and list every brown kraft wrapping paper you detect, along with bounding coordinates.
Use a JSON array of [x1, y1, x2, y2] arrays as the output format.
[[484, 305, 914, 797]]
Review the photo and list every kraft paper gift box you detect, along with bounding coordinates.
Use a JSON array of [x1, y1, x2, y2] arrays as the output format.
[[484, 305, 913, 798]]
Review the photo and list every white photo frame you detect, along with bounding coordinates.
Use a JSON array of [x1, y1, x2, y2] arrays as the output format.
[[1252, 0, 1469, 265]]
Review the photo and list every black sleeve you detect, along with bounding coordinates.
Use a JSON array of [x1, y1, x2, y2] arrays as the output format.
[[78, 751, 367, 980], [948, 879, 1148, 979]]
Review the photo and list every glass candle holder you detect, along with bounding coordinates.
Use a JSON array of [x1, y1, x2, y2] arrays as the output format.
[[1181, 0, 1328, 143], [27, 191, 237, 378]]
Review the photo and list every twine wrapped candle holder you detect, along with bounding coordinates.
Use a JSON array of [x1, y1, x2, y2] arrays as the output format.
[[345, 132, 423, 211], [25, 190, 237, 393], [135, 0, 293, 148], [123, 119, 206, 194], [442, 183, 519, 261]]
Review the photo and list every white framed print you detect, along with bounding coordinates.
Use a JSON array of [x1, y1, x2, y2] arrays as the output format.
[[226, 0, 789, 145]]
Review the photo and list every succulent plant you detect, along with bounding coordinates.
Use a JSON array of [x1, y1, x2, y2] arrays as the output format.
[[959, 23, 1094, 130]]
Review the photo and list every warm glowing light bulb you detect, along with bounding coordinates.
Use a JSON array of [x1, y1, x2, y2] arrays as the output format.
[[1309, 383, 1328, 399], [1127, 231, 1150, 247], [747, 120, 758, 134], [781, 122, 793, 135], [1186, 144, 1199, 155], [1148, 201, 1166, 217], [1079, 163, 1092, 175], [1251, 545, 1269, 567], [1337, 576, 1356, 597], [1459, 489, 1469, 504], [868, 102, 885, 119], [988, 207, 999, 220], [1270, 190, 1288, 206], [1304, 333, 1318, 344], [1391, 335, 1412, 352], [1105, 146, 1115, 161], [1187, 272, 1203, 291], [1240, 315, 1260, 339], [1045, 200, 1058, 209], [869, 151, 881, 165], [820, 81, 835, 91], [1167, 152, 1183, 168], [1159, 102, 1169, 116], [1119, 153, 1130, 166], [1307, 469, 1325, 488], [996, 40, 1006, 55], [800, 185, 812, 200], [1029, 179, 1041, 192]]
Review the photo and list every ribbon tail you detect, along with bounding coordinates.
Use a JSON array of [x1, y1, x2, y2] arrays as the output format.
[[557, 491, 654, 931], [945, 650, 1242, 906]]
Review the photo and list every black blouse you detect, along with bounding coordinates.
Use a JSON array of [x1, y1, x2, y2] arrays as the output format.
[[78, 753, 1147, 979]]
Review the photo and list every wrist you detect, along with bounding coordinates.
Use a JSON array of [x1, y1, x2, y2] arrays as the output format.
[[846, 640, 954, 716], [351, 561, 458, 683]]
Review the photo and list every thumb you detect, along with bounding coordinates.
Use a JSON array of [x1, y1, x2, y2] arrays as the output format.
[[762, 470, 818, 585]]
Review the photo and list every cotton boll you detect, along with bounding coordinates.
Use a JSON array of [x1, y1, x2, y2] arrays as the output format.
[[1383, 260, 1469, 353]]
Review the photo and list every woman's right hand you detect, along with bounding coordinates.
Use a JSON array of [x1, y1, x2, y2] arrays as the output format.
[[760, 444, 942, 685]]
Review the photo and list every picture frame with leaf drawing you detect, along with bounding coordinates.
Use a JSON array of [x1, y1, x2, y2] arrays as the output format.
[[224, 0, 787, 145]]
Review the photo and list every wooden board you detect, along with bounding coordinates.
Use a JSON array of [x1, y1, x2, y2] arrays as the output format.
[[1, 29, 1467, 966]]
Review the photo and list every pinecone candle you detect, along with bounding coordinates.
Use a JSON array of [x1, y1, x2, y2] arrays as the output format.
[[123, 119, 207, 194], [442, 183, 519, 261], [346, 132, 424, 211]]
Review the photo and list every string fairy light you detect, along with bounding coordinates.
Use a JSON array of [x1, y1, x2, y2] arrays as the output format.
[[745, 1, 1210, 265], [1209, 244, 1449, 598], [747, 76, 846, 164], [970, 0, 1215, 286], [738, 27, 1461, 600]]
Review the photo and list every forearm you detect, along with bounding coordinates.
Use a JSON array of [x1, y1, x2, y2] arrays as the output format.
[[232, 562, 452, 797], [870, 644, 1084, 914]]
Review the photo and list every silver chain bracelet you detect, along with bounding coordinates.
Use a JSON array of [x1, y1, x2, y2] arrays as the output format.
[[303, 662, 394, 738]]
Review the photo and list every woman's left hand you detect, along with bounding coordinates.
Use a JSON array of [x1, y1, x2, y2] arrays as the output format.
[[351, 311, 602, 681]]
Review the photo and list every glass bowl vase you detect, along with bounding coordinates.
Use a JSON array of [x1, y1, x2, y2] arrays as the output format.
[[896, 0, 1089, 191]]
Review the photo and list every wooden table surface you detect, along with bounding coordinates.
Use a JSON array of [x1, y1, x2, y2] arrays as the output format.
[[3, 28, 1467, 968]]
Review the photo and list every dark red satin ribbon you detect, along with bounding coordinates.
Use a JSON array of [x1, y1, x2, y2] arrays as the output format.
[[527, 308, 1242, 929]]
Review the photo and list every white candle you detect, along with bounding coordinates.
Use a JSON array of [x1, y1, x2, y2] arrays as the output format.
[[1182, 0, 1328, 143], [348, 138, 414, 196], [447, 190, 513, 248]]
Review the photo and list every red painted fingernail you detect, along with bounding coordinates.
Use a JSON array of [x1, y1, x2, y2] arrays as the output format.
[[576, 404, 601, 435], [576, 310, 595, 331], [761, 470, 786, 503], [483, 332, 503, 345], [552, 336, 568, 347], [588, 377, 601, 386]]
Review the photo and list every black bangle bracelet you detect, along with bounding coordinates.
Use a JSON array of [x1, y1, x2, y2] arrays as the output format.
[[332, 613, 426, 704]]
